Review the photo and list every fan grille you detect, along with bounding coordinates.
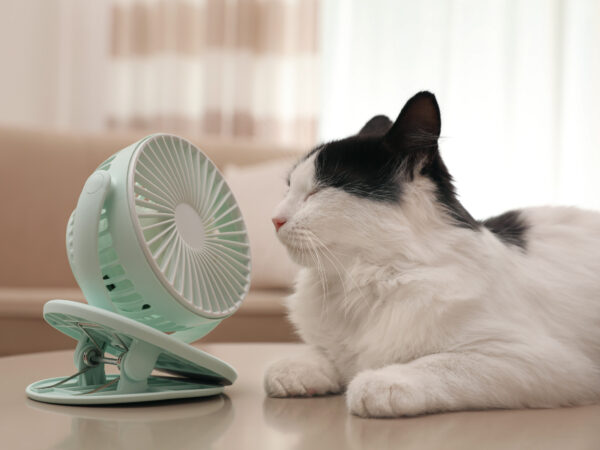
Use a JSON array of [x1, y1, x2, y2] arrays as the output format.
[[129, 135, 250, 317]]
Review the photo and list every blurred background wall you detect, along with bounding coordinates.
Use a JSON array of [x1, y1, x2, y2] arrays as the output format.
[[0, 1, 110, 130], [0, 0, 599, 218]]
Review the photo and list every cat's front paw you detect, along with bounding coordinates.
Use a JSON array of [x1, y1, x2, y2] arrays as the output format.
[[346, 370, 424, 418], [264, 357, 342, 398]]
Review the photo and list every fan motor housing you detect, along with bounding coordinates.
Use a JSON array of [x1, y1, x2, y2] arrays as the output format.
[[67, 135, 251, 339]]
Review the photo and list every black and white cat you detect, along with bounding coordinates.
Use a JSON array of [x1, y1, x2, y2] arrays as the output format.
[[264, 91, 600, 418]]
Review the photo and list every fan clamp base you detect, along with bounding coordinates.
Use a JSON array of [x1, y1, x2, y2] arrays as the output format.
[[26, 300, 236, 405]]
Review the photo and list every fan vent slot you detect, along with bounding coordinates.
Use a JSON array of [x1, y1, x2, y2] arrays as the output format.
[[97, 155, 116, 172], [95, 209, 173, 331], [116, 296, 145, 312], [67, 213, 75, 262], [136, 315, 182, 331]]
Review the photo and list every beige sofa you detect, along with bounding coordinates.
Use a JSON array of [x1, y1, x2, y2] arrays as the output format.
[[0, 126, 300, 356]]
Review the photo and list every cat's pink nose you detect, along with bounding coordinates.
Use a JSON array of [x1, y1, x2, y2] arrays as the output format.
[[272, 217, 287, 232]]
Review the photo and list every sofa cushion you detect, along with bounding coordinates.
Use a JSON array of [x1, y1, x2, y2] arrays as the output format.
[[224, 159, 301, 289]]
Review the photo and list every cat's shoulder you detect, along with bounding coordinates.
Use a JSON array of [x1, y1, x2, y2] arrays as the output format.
[[483, 206, 600, 250], [481, 209, 528, 249]]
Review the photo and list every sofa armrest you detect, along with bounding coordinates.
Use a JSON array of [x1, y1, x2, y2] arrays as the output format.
[[0, 287, 296, 355]]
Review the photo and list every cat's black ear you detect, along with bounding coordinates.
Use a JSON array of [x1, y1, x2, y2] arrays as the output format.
[[384, 91, 441, 150], [358, 115, 392, 136]]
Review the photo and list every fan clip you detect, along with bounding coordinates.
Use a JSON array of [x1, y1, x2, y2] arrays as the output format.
[[38, 333, 161, 396]]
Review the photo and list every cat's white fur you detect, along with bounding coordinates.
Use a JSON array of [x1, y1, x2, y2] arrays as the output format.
[[264, 154, 600, 417]]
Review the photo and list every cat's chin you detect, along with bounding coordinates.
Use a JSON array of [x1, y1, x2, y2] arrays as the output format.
[[284, 245, 314, 267], [285, 244, 316, 267]]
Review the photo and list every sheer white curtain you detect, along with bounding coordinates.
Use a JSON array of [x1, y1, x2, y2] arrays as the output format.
[[0, 0, 319, 147], [55, 0, 111, 130], [108, 0, 320, 147], [320, 0, 600, 218], [0, 0, 110, 130]]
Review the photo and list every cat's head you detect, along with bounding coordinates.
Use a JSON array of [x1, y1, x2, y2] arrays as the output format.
[[272, 91, 477, 268]]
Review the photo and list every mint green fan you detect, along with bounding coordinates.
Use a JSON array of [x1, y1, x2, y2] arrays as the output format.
[[26, 134, 251, 405]]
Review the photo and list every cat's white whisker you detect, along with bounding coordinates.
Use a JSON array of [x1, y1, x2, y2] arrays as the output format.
[[303, 230, 355, 316]]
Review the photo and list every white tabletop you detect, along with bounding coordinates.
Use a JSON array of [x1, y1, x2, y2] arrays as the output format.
[[2, 343, 600, 450]]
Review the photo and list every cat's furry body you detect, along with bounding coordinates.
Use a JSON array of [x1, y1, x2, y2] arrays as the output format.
[[264, 92, 600, 417]]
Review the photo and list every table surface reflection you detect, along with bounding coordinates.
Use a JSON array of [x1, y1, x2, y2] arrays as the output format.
[[2, 343, 600, 450]]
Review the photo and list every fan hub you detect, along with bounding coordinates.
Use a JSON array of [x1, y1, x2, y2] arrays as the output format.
[[174, 203, 205, 250]]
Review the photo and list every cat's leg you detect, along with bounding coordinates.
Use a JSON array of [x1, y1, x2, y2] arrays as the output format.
[[264, 347, 343, 397], [347, 350, 598, 418]]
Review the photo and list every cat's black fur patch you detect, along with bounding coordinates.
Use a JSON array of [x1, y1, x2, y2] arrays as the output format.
[[287, 144, 324, 186], [422, 153, 480, 230], [482, 210, 528, 249], [359, 115, 393, 136], [314, 136, 403, 202], [312, 139, 479, 229], [307, 92, 481, 230]]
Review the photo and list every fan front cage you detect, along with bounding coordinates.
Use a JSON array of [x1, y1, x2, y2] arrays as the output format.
[[127, 135, 251, 319]]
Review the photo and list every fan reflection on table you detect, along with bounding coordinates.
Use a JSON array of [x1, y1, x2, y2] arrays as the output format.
[[27, 395, 234, 450]]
